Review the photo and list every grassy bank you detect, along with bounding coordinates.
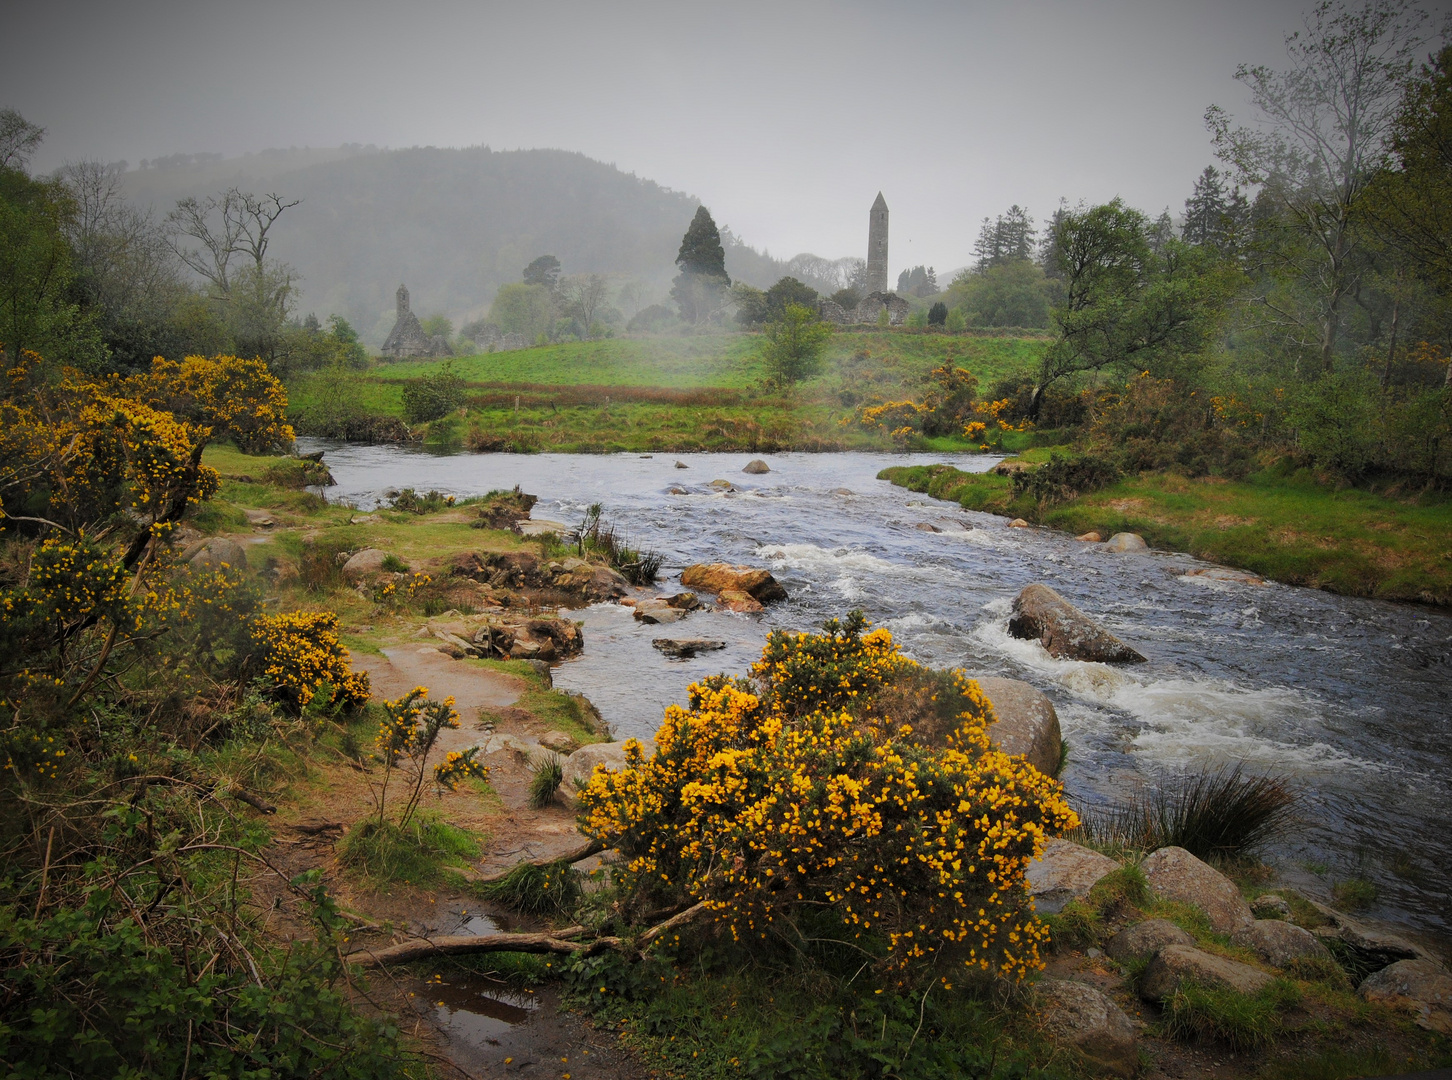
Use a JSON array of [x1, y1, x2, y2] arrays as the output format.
[[288, 330, 1049, 452], [881, 456, 1452, 605]]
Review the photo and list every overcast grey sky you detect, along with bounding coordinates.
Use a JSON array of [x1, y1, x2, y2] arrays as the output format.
[[2, 0, 1411, 273]]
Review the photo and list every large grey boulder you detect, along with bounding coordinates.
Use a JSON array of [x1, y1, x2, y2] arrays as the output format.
[[342, 547, 389, 581], [1008, 584, 1146, 664], [1106, 919, 1195, 964], [185, 537, 248, 571], [1140, 846, 1254, 934], [1359, 959, 1452, 1034], [559, 742, 633, 806], [1140, 944, 1273, 1001], [977, 676, 1062, 777], [1232, 919, 1335, 970], [1037, 979, 1139, 1077], [632, 599, 688, 624], [1027, 839, 1121, 915], [1103, 532, 1149, 553], [742, 459, 770, 474]]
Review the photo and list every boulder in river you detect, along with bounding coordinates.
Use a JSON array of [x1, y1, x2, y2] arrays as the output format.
[[1008, 518, 1030, 528], [653, 638, 727, 659], [1103, 532, 1148, 552], [1075, 531, 1103, 543], [718, 589, 764, 613], [742, 459, 770, 474], [1026, 839, 1120, 914], [1358, 959, 1452, 1033], [1185, 566, 1264, 585], [1008, 584, 1147, 663], [675, 460, 688, 469], [1037, 979, 1139, 1077], [1106, 919, 1195, 964], [1141, 944, 1272, 1001], [633, 600, 687, 624], [1140, 846, 1254, 934], [976, 676, 1062, 776], [184, 537, 248, 571], [681, 563, 787, 604], [709, 479, 735, 491]]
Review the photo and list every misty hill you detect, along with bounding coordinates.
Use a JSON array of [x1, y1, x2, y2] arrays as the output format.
[[120, 145, 807, 342]]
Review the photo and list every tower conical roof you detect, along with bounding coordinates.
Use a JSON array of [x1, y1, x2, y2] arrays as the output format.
[[872, 191, 888, 210]]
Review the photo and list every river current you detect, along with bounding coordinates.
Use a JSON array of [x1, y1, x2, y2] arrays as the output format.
[[305, 443, 1452, 938]]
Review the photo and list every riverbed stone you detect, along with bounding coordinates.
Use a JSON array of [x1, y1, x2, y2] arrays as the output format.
[[1026, 839, 1121, 914], [681, 563, 787, 603], [1359, 959, 1452, 1033], [1140, 846, 1254, 934], [1008, 518, 1030, 528], [653, 638, 727, 658], [1141, 944, 1273, 1002], [185, 537, 248, 571], [709, 479, 735, 490], [1008, 583, 1147, 664], [675, 460, 688, 468], [976, 676, 1062, 776], [1075, 531, 1103, 542], [1103, 532, 1149, 552], [633, 600, 688, 624], [559, 742, 634, 806], [1185, 566, 1264, 585], [742, 459, 770, 474], [1106, 919, 1195, 963], [342, 547, 388, 581], [1232, 919, 1335, 969], [718, 588, 764, 612], [1037, 979, 1140, 1077]]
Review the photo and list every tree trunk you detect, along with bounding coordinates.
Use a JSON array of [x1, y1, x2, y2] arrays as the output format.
[[1382, 291, 1401, 391]]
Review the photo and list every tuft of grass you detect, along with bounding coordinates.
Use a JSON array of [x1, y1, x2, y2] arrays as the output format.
[[336, 814, 479, 886], [1086, 864, 1150, 912], [480, 859, 581, 916], [1331, 877, 1377, 911], [1160, 978, 1301, 1051], [1075, 765, 1297, 861], [1284, 953, 1352, 988], [527, 753, 564, 809], [1258, 1046, 1405, 1080], [1043, 898, 1102, 951]]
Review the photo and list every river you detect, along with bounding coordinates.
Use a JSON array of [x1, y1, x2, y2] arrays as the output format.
[[304, 443, 1452, 940]]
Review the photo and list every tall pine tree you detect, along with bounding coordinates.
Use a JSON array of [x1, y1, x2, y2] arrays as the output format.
[[672, 206, 730, 322]]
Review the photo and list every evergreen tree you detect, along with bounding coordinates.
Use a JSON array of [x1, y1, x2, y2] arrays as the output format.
[[1183, 166, 1228, 247], [672, 206, 730, 322]]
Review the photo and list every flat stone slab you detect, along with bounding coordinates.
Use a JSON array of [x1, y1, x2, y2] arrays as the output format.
[[516, 519, 567, 536], [1141, 944, 1273, 1001], [1359, 959, 1452, 1034], [977, 676, 1062, 777], [1140, 846, 1254, 934], [1232, 919, 1334, 969], [653, 638, 727, 659], [1038, 979, 1139, 1077], [1027, 839, 1121, 915], [1106, 919, 1195, 964]]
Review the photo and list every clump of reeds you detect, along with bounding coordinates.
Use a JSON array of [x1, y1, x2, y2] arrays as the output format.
[[1074, 765, 1297, 861], [527, 752, 565, 809], [571, 502, 662, 584], [480, 858, 581, 915]]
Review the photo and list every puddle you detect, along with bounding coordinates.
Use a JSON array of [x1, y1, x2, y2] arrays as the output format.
[[453, 911, 500, 936], [430, 979, 541, 1045]]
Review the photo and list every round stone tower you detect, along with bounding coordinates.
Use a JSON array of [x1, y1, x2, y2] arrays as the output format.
[[396, 283, 410, 319], [866, 193, 889, 295]]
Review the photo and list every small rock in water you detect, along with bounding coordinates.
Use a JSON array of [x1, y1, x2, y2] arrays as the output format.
[[1075, 531, 1103, 542], [666, 485, 689, 495], [830, 487, 854, 496], [1103, 532, 1149, 552], [1007, 518, 1030, 528], [709, 479, 735, 491], [1185, 566, 1264, 585], [653, 638, 728, 659], [675, 460, 688, 469], [639, 454, 653, 459], [633, 599, 687, 624], [742, 459, 770, 474], [915, 522, 941, 532]]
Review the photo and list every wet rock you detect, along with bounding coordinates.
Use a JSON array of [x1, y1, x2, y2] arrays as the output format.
[[1185, 566, 1264, 585], [1141, 944, 1273, 1001], [1359, 959, 1452, 1033], [664, 592, 702, 610], [243, 508, 275, 527], [742, 459, 770, 474], [1308, 900, 1428, 967], [915, 522, 941, 532], [184, 537, 248, 571], [559, 742, 634, 806], [976, 676, 1062, 776], [1008, 518, 1030, 528], [633, 600, 688, 624], [538, 730, 577, 753], [1103, 532, 1149, 553], [1232, 919, 1334, 969], [1026, 839, 1121, 915], [709, 479, 736, 491], [1037, 979, 1139, 1077], [1251, 894, 1292, 919], [681, 563, 788, 603], [1008, 584, 1147, 664], [667, 485, 690, 495], [675, 460, 688, 468], [830, 487, 854, 496], [1106, 919, 1195, 963], [1075, 531, 1103, 542], [1140, 846, 1254, 934], [718, 589, 764, 613], [653, 638, 728, 659]]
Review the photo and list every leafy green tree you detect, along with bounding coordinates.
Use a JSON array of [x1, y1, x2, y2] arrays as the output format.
[[490, 282, 555, 341], [1031, 199, 1233, 418], [401, 361, 465, 423], [729, 282, 769, 326], [765, 275, 818, 317], [522, 254, 561, 288], [829, 287, 861, 310], [947, 259, 1055, 328], [672, 206, 730, 323], [761, 302, 831, 387], [0, 109, 44, 170], [420, 314, 454, 340]]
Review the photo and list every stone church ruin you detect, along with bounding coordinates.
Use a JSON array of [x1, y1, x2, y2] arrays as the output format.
[[382, 284, 453, 358]]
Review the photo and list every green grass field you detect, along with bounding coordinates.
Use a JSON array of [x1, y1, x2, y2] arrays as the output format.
[[881, 459, 1452, 605]]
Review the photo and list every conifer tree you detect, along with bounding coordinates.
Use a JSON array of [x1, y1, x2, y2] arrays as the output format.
[[672, 206, 730, 323]]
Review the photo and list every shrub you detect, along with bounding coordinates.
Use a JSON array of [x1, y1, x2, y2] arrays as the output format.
[[481, 859, 582, 916], [579, 612, 1078, 984], [527, 752, 564, 808], [1161, 978, 1301, 1051], [337, 814, 479, 885], [1010, 452, 1120, 504], [368, 686, 487, 829], [387, 488, 455, 514], [247, 611, 371, 711], [571, 502, 662, 583], [928, 301, 948, 325], [400, 361, 465, 423], [1075, 766, 1296, 860]]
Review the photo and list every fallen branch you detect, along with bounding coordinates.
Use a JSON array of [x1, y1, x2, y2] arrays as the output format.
[[228, 785, 276, 814], [475, 838, 606, 885], [289, 821, 345, 835], [346, 901, 711, 968]]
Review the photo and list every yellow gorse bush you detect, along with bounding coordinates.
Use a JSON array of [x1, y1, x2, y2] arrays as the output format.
[[580, 614, 1077, 983], [248, 611, 370, 710]]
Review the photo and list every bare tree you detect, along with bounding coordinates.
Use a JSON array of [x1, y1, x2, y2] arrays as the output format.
[[559, 273, 609, 335], [58, 160, 180, 318], [1207, 0, 1436, 372], [0, 109, 44, 170]]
